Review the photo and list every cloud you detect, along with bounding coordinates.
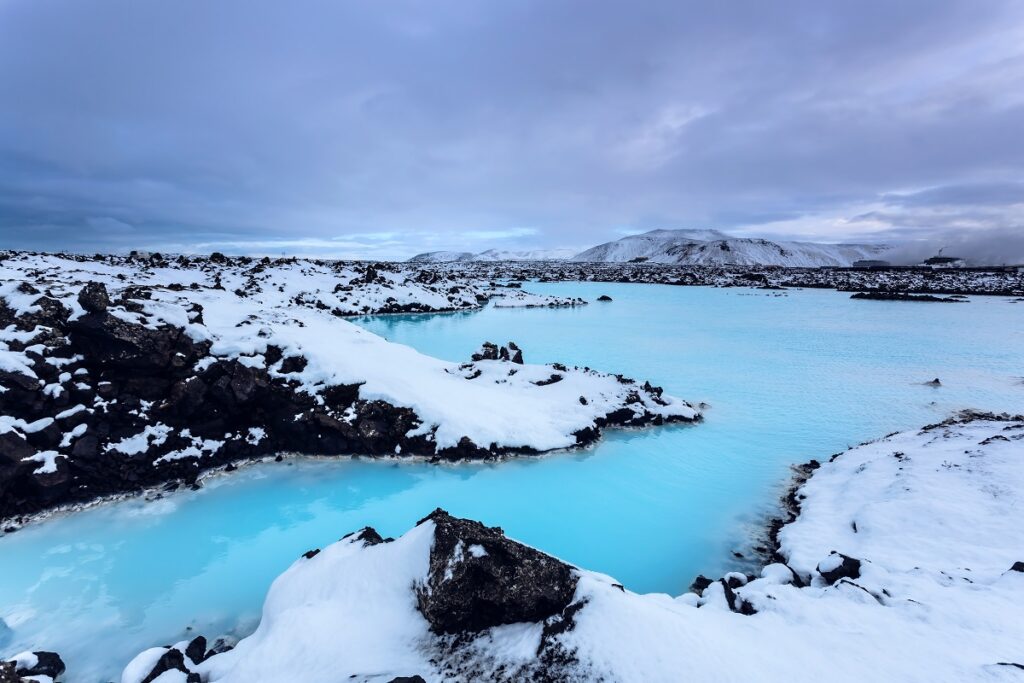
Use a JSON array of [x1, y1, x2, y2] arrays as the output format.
[[0, 0, 1023, 258]]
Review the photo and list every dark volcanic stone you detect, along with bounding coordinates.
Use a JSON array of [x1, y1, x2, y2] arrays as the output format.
[[77, 281, 110, 313], [140, 648, 199, 683], [471, 341, 499, 362], [597, 295, 613, 301], [1010, 561, 1024, 573], [388, 677, 427, 683], [14, 651, 65, 679], [689, 575, 713, 595], [415, 509, 578, 634], [0, 662, 18, 683], [817, 552, 862, 584], [185, 636, 208, 665]]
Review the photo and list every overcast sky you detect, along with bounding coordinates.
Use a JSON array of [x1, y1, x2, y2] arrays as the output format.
[[1, 0, 1023, 260]]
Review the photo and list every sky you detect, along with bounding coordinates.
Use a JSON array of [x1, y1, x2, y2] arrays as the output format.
[[1, 0, 1023, 261]]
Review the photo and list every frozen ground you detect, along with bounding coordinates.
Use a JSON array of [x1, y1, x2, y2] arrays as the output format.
[[0, 252, 698, 520]]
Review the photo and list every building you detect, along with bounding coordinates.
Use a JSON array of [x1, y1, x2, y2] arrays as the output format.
[[852, 259, 891, 269], [923, 255, 965, 268]]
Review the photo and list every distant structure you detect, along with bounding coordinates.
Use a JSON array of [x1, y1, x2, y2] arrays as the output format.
[[852, 259, 890, 269], [923, 248, 965, 268]]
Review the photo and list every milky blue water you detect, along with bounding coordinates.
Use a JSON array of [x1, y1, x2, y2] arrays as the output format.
[[1, 284, 1022, 681]]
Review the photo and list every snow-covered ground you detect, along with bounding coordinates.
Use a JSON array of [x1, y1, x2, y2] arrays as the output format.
[[0, 251, 698, 520], [491, 290, 587, 308], [115, 413, 1024, 683]]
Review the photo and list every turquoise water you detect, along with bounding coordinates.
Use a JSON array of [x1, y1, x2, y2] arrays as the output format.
[[1, 284, 1022, 681]]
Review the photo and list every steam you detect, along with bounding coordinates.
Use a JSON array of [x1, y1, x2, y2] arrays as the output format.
[[881, 227, 1024, 266]]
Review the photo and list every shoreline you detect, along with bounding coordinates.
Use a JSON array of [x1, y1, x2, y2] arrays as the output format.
[[97, 410, 1024, 683]]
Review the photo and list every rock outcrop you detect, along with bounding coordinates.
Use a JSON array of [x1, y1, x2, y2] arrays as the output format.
[[415, 508, 579, 633]]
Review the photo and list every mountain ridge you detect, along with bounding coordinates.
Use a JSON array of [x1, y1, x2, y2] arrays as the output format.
[[409, 229, 892, 267], [570, 229, 892, 267]]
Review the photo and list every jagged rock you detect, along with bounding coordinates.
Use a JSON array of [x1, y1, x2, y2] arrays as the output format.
[[415, 509, 578, 633], [0, 662, 18, 683], [13, 651, 65, 679], [817, 552, 862, 584], [507, 341, 524, 364], [471, 342, 499, 362], [278, 355, 307, 374], [1009, 561, 1024, 573], [77, 281, 110, 313], [184, 636, 207, 665], [689, 575, 714, 595], [597, 295, 613, 301], [387, 677, 427, 683], [139, 648, 199, 683], [69, 311, 200, 375]]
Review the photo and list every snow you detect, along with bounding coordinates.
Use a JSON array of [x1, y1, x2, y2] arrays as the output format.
[[122, 647, 172, 683], [492, 291, 587, 309], [107, 424, 173, 456], [195, 522, 437, 682], [9, 651, 38, 669], [23, 450, 64, 474], [128, 415, 1024, 682], [0, 252, 698, 465]]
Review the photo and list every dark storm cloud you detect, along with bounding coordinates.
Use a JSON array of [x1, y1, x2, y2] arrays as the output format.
[[1, 0, 1023, 258]]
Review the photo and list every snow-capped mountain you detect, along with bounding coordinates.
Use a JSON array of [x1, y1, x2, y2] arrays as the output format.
[[570, 229, 892, 267], [408, 248, 578, 262]]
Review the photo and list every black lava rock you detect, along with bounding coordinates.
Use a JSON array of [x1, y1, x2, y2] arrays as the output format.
[[12, 651, 65, 679], [597, 295, 613, 301], [140, 648, 200, 683], [0, 662, 18, 683], [817, 552, 862, 584], [185, 635, 208, 665], [415, 509, 579, 634], [77, 281, 110, 313], [689, 575, 714, 595]]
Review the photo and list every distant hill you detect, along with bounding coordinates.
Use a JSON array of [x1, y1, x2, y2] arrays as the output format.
[[408, 248, 578, 262], [570, 229, 892, 267], [407, 251, 477, 263]]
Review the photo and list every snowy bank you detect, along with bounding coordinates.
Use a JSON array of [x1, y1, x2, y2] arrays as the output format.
[[0, 252, 699, 519], [113, 412, 1024, 683]]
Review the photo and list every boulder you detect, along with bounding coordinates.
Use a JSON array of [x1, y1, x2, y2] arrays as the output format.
[[77, 282, 110, 314], [817, 552, 862, 584], [507, 341, 524, 364], [471, 342, 499, 362], [415, 509, 578, 633], [13, 651, 65, 679], [139, 648, 199, 683]]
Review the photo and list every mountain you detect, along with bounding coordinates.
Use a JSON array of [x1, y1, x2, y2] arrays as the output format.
[[408, 248, 578, 262], [570, 229, 892, 267], [407, 251, 476, 263]]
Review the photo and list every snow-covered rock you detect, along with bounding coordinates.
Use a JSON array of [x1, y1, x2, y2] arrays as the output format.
[[1, 651, 64, 683], [117, 413, 1024, 682], [0, 252, 700, 519], [491, 291, 587, 309]]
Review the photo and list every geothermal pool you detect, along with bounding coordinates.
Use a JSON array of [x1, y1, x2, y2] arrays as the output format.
[[2, 283, 1023, 681]]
